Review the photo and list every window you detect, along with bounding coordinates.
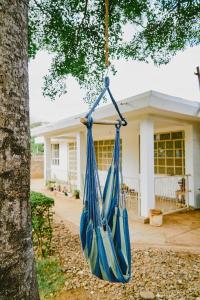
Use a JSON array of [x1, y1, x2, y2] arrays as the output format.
[[154, 131, 185, 175], [51, 144, 59, 165], [68, 142, 77, 182], [94, 139, 122, 171]]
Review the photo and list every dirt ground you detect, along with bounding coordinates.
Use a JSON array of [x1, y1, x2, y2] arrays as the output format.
[[55, 288, 91, 300], [31, 179, 200, 299], [52, 221, 200, 300]]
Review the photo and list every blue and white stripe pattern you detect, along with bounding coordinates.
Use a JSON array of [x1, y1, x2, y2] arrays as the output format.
[[80, 117, 131, 283]]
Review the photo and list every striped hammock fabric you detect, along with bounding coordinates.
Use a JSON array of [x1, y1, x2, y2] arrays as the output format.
[[80, 117, 131, 283]]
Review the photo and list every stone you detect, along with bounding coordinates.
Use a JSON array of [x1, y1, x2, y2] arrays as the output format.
[[140, 291, 155, 299], [64, 281, 69, 287], [77, 270, 84, 275]]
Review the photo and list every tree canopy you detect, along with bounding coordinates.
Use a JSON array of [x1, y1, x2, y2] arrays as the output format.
[[29, 0, 200, 101]]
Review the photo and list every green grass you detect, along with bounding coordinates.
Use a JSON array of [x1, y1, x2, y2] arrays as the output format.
[[36, 257, 65, 299]]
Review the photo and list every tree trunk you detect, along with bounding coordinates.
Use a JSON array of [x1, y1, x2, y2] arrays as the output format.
[[0, 1, 40, 299]]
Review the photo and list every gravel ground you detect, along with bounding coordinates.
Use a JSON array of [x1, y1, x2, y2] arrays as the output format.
[[52, 221, 200, 300]]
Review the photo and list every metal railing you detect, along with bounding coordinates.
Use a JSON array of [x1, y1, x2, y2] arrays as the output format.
[[154, 175, 190, 213], [122, 176, 141, 216], [49, 167, 191, 216]]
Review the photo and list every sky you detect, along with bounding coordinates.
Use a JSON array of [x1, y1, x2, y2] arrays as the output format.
[[29, 45, 200, 123]]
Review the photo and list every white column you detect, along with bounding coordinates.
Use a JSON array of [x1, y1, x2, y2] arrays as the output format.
[[76, 131, 86, 198], [44, 137, 51, 182], [140, 118, 155, 217], [185, 124, 200, 208]]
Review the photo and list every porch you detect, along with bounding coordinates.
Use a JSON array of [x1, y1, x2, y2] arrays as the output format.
[[42, 113, 200, 219], [29, 91, 200, 219]]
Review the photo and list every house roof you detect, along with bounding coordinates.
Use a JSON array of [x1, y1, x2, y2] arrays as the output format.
[[31, 90, 200, 137]]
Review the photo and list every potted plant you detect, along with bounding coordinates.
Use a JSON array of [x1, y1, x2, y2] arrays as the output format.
[[62, 186, 68, 196], [46, 180, 56, 191], [73, 189, 80, 199]]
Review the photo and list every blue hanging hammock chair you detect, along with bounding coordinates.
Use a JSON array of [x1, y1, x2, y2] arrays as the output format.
[[80, 77, 131, 283]]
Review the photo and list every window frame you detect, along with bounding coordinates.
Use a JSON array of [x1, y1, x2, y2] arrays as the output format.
[[154, 131, 185, 176], [51, 143, 60, 166], [68, 142, 77, 181], [94, 139, 122, 171]]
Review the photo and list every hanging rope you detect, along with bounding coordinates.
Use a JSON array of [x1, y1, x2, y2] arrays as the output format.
[[105, 0, 109, 68]]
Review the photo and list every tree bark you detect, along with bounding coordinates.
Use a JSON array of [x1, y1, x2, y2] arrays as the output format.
[[0, 1, 40, 299]]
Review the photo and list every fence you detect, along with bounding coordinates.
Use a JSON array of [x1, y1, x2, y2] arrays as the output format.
[[31, 155, 44, 179], [48, 166, 191, 216]]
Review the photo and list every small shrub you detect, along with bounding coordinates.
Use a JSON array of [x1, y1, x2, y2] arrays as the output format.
[[31, 191, 54, 257], [46, 180, 56, 191]]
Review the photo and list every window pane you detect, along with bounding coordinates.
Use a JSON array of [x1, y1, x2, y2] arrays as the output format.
[[167, 167, 174, 175], [175, 149, 182, 157], [158, 159, 165, 166], [158, 141, 165, 149], [160, 133, 170, 140], [175, 167, 183, 175], [175, 158, 182, 166], [166, 141, 173, 149], [166, 150, 174, 157], [166, 159, 174, 166], [158, 149, 165, 157], [172, 131, 183, 139], [158, 167, 165, 174], [175, 140, 182, 148]]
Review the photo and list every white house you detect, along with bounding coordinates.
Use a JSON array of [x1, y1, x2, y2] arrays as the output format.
[[32, 90, 200, 218]]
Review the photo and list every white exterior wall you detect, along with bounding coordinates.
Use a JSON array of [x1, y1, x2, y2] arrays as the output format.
[[121, 124, 140, 191], [185, 124, 200, 208], [51, 142, 68, 182], [76, 131, 86, 197]]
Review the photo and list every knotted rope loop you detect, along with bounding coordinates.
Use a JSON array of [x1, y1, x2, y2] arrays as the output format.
[[121, 119, 128, 126], [85, 116, 93, 129], [115, 120, 122, 130]]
